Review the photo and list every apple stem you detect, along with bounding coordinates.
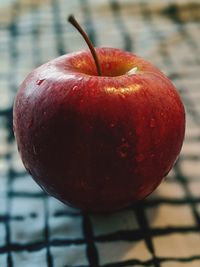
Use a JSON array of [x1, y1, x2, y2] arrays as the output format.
[[68, 15, 102, 76]]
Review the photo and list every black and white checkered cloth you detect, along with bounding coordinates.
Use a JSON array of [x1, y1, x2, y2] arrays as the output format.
[[0, 0, 200, 266]]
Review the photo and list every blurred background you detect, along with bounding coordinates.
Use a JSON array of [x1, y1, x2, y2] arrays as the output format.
[[0, 0, 200, 266]]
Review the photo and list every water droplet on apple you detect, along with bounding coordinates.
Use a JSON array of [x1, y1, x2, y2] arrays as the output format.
[[118, 151, 127, 158], [117, 142, 129, 158], [150, 118, 156, 128], [135, 154, 145, 162], [77, 77, 83, 81], [72, 85, 78, 91], [36, 79, 45, 85]]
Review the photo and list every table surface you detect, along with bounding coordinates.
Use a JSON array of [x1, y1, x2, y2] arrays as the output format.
[[0, 0, 200, 266]]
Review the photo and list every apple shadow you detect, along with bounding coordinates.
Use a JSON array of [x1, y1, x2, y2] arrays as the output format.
[[89, 189, 159, 231], [86, 190, 160, 264], [49, 189, 161, 266]]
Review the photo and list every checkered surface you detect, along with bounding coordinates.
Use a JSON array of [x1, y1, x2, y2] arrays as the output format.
[[0, 0, 200, 266]]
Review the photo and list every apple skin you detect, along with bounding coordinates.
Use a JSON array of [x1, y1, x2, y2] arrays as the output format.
[[13, 48, 185, 212]]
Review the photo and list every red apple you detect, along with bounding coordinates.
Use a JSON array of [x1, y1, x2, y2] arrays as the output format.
[[13, 46, 185, 212]]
